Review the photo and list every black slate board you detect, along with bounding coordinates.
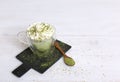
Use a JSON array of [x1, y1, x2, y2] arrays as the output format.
[[12, 40, 71, 77]]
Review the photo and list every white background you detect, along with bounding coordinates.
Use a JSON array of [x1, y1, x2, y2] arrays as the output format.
[[0, 0, 120, 82]]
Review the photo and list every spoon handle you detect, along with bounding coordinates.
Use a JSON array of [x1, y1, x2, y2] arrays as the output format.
[[54, 42, 67, 57]]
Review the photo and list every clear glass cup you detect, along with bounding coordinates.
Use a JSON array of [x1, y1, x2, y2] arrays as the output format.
[[17, 23, 56, 58]]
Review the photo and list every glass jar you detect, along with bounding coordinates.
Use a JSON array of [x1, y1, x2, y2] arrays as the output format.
[[18, 22, 56, 58]]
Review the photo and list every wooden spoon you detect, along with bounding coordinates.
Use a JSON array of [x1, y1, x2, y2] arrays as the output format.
[[54, 41, 75, 66]]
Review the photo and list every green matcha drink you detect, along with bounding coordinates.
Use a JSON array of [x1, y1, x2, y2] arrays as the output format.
[[26, 22, 55, 57]]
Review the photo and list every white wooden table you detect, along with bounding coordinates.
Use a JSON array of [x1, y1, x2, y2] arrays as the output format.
[[0, 0, 120, 82]]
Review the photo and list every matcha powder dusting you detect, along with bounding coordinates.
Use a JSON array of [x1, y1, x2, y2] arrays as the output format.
[[64, 57, 75, 66]]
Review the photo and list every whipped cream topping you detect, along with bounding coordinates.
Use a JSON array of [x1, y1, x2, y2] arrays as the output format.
[[27, 22, 55, 41]]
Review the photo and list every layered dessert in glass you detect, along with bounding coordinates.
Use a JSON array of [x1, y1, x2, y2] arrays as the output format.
[[27, 22, 55, 57]]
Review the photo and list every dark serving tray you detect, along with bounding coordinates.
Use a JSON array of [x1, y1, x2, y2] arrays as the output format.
[[12, 40, 71, 77]]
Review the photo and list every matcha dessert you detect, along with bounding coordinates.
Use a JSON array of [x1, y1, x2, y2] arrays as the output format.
[[27, 22, 55, 53]]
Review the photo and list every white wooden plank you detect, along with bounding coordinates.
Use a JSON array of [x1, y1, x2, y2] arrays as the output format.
[[1, 0, 120, 82]]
